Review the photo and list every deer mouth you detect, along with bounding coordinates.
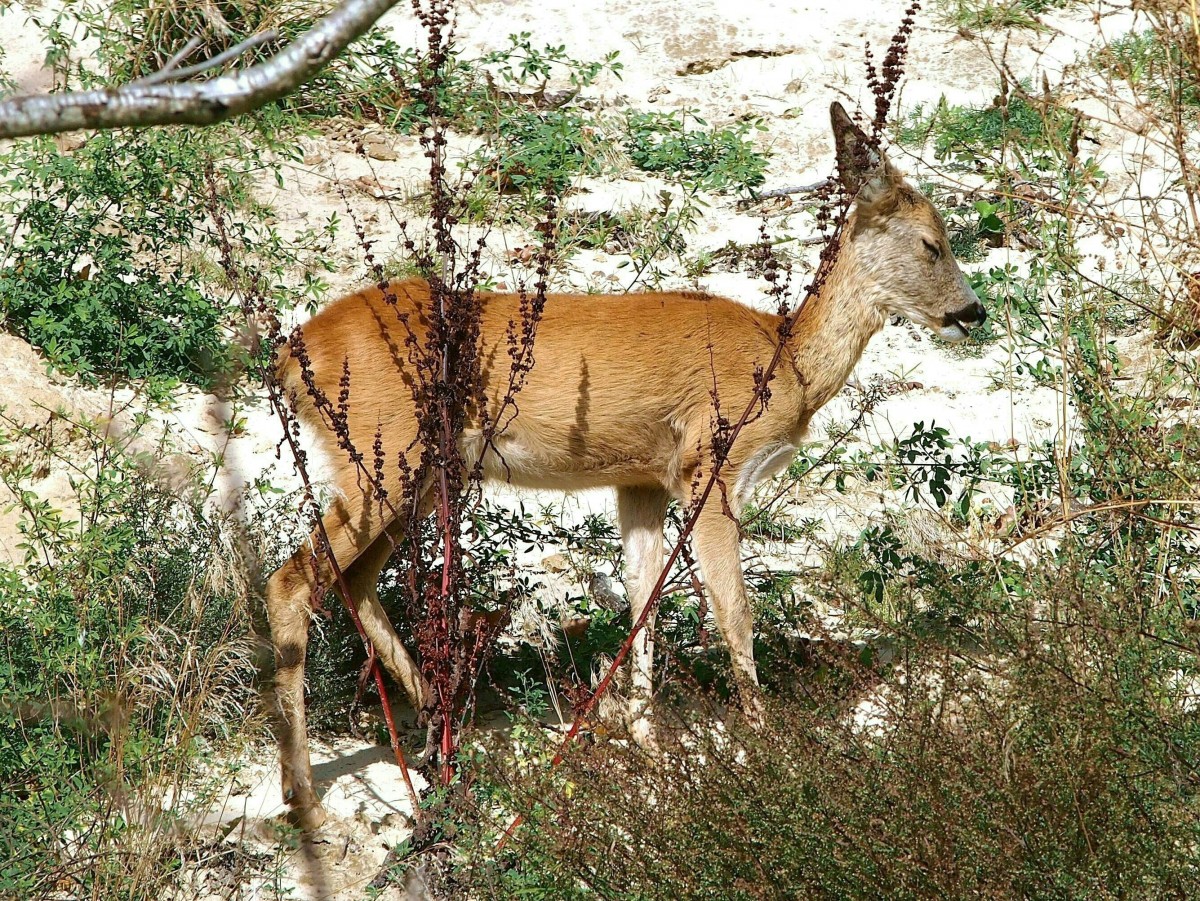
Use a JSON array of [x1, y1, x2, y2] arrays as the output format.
[[937, 302, 987, 343], [936, 314, 971, 343], [939, 322, 970, 342]]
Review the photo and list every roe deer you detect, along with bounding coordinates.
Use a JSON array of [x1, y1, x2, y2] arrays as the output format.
[[266, 102, 986, 829]]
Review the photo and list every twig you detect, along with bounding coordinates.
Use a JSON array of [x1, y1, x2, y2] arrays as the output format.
[[132, 30, 280, 87], [149, 36, 203, 82], [756, 178, 832, 199]]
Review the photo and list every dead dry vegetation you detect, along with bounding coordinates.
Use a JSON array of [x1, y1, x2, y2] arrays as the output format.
[[1, 0, 1199, 898]]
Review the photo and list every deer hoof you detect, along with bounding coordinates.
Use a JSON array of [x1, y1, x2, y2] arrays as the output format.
[[286, 800, 329, 832]]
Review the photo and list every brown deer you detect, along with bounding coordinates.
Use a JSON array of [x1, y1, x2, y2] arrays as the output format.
[[266, 102, 986, 829]]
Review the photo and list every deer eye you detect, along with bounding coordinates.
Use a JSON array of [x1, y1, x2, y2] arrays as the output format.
[[922, 239, 942, 261]]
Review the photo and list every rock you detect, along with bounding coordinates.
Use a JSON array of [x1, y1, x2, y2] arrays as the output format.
[[677, 58, 726, 76], [54, 132, 87, 153], [362, 135, 399, 161], [1116, 102, 1153, 136]]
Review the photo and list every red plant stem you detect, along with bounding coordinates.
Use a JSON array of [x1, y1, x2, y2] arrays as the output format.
[[437, 424, 455, 787], [435, 269, 459, 786]]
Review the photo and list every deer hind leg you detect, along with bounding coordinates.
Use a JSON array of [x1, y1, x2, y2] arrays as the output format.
[[344, 528, 428, 713], [690, 498, 762, 720], [267, 545, 339, 829], [265, 481, 409, 830], [616, 485, 670, 746]]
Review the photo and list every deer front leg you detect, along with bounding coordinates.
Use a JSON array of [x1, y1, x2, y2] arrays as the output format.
[[616, 485, 671, 746], [690, 500, 762, 720]]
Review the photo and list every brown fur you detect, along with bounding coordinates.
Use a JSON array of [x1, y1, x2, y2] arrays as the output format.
[[264, 103, 986, 829]]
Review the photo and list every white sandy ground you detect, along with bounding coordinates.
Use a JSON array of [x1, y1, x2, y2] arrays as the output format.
[[2, 0, 1197, 896], [160, 737, 433, 900]]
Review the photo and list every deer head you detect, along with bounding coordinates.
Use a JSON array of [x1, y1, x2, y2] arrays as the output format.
[[831, 101, 986, 342]]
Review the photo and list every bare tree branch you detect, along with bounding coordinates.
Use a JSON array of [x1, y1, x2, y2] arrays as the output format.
[[0, 0, 402, 139], [757, 178, 832, 199]]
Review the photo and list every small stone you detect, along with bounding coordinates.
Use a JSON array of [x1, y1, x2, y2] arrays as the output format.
[[363, 136, 399, 161], [1116, 103, 1153, 136], [676, 58, 725, 76], [55, 133, 87, 153]]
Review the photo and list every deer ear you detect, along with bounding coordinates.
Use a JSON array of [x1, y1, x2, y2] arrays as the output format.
[[830, 101, 897, 205], [831, 102, 877, 194]]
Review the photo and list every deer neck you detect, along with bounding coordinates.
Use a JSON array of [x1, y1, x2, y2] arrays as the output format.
[[786, 227, 887, 415]]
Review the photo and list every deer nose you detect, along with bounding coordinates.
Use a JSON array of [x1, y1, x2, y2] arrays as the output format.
[[951, 299, 987, 330]]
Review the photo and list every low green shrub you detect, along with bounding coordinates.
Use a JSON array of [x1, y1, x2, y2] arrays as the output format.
[[938, 0, 1075, 32], [1096, 29, 1200, 111], [0, 131, 239, 387], [623, 110, 768, 194], [898, 93, 1079, 172], [0, 424, 257, 898], [0, 124, 331, 390]]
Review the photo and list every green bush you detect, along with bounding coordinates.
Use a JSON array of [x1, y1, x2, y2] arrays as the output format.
[[0, 426, 256, 898], [898, 93, 1078, 172], [0, 130, 249, 388], [938, 0, 1074, 31], [1096, 29, 1200, 111], [624, 111, 768, 194], [0, 123, 333, 390]]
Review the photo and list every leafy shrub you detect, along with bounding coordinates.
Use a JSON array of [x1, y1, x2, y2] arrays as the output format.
[[1096, 28, 1200, 111], [337, 31, 622, 133], [623, 111, 769, 194], [0, 126, 330, 389], [938, 0, 1074, 31], [481, 107, 606, 196], [0, 132, 238, 387], [0, 425, 256, 898], [898, 93, 1078, 171]]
